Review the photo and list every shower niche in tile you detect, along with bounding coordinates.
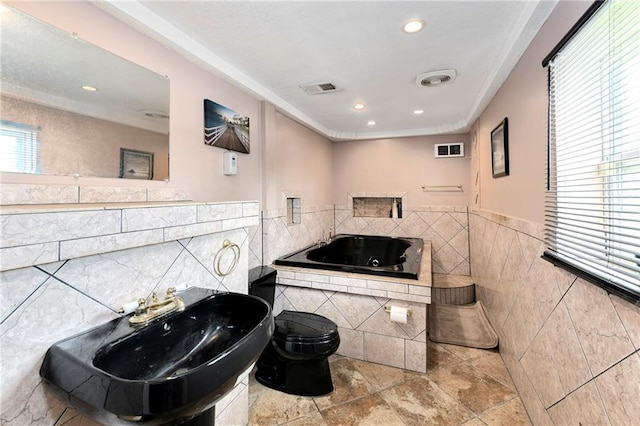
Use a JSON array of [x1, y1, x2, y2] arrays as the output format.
[[286, 197, 301, 224], [353, 197, 403, 218]]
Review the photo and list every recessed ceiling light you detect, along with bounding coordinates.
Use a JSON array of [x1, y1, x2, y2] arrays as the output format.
[[353, 102, 366, 111], [367, 120, 376, 126], [402, 19, 425, 34], [414, 109, 424, 115], [81, 85, 97, 92]]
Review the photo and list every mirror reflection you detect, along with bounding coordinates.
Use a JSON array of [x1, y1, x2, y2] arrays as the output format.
[[0, 5, 170, 181]]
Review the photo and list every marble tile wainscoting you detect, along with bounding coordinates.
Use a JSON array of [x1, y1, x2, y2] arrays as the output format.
[[261, 203, 334, 265], [469, 209, 640, 425], [335, 201, 470, 276], [0, 183, 193, 205], [273, 263, 432, 373], [0, 201, 259, 426]]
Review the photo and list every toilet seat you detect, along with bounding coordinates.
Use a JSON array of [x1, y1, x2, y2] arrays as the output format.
[[272, 311, 339, 359]]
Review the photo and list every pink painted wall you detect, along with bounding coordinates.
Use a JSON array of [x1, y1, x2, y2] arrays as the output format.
[[3, 1, 261, 202], [473, 0, 592, 223], [272, 112, 333, 208], [332, 134, 470, 207]]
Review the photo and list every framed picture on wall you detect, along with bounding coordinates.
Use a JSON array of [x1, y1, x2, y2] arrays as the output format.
[[204, 99, 250, 154], [119, 148, 154, 180], [491, 118, 509, 178]]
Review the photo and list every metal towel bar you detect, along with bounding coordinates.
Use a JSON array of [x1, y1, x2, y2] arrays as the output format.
[[421, 184, 463, 192]]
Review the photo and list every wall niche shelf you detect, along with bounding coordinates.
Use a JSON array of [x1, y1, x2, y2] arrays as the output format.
[[352, 196, 403, 218]]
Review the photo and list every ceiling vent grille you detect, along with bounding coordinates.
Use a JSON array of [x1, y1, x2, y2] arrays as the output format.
[[417, 69, 457, 87], [300, 81, 342, 95]]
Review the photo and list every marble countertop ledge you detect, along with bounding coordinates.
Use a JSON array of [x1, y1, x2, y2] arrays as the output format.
[[0, 200, 259, 272], [272, 264, 433, 287], [272, 264, 432, 305], [0, 200, 257, 215]]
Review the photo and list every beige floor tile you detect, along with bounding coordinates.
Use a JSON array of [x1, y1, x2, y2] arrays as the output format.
[[435, 341, 497, 361], [250, 350, 526, 426], [427, 340, 465, 371], [427, 363, 517, 414], [248, 373, 271, 410], [479, 397, 531, 426], [320, 394, 405, 426], [283, 411, 327, 426], [467, 351, 515, 390], [462, 418, 489, 426], [313, 357, 374, 410], [249, 386, 317, 425], [351, 358, 422, 392], [379, 376, 475, 425]]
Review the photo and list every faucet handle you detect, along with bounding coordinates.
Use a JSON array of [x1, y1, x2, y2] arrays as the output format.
[[166, 287, 177, 298], [134, 298, 147, 315]]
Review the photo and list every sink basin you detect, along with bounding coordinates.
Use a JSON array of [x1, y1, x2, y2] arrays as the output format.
[[40, 288, 273, 424]]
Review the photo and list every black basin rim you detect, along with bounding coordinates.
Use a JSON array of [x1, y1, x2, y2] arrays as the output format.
[[40, 289, 275, 419], [92, 293, 271, 382], [96, 317, 270, 383]]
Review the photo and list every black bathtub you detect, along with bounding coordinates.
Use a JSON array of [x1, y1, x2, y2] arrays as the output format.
[[274, 234, 423, 280]]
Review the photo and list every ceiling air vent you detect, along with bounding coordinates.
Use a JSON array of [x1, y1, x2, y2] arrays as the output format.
[[417, 69, 457, 87], [435, 143, 464, 158], [300, 81, 342, 95]]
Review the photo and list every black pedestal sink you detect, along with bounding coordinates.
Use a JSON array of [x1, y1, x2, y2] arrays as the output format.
[[40, 288, 273, 425]]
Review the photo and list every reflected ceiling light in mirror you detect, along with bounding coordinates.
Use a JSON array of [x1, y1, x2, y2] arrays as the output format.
[[81, 85, 98, 92], [414, 109, 424, 115], [353, 102, 365, 111], [402, 19, 425, 34], [367, 120, 376, 126]]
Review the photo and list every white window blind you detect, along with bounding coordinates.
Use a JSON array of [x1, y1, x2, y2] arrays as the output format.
[[544, 0, 640, 303], [0, 120, 40, 174]]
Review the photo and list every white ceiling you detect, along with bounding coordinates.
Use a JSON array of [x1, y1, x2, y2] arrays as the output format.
[[99, 1, 558, 141]]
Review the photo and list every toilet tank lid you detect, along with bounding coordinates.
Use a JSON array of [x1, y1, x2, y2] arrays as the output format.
[[249, 266, 277, 285]]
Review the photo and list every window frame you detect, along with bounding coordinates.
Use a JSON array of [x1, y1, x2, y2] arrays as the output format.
[[542, 0, 640, 305], [0, 120, 41, 174]]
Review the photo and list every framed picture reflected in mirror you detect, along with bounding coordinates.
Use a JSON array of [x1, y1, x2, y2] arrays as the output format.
[[119, 148, 154, 180]]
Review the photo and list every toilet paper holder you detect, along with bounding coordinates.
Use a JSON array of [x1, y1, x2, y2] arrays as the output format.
[[384, 305, 412, 316]]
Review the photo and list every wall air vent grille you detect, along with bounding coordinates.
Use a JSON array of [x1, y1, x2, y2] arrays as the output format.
[[300, 81, 342, 95], [435, 143, 464, 158]]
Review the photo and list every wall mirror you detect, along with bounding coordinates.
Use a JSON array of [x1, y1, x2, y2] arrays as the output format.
[[0, 5, 170, 181]]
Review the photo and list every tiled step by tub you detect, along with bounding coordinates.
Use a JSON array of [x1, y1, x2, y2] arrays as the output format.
[[431, 274, 476, 305]]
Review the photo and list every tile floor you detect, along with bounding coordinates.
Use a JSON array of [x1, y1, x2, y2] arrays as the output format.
[[249, 340, 531, 425]]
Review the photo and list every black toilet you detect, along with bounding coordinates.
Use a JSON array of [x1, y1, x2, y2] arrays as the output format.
[[248, 266, 340, 396]]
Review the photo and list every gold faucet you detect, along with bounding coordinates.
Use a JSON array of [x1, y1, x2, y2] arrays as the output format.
[[129, 287, 185, 325]]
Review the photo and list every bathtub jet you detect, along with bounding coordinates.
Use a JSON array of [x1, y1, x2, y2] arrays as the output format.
[[274, 234, 423, 280]]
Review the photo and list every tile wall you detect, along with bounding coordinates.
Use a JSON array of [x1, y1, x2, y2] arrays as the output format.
[[0, 201, 258, 426], [0, 183, 192, 205], [261, 204, 334, 265], [271, 242, 432, 374], [258, 196, 435, 374], [335, 202, 469, 275], [470, 209, 640, 425]]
